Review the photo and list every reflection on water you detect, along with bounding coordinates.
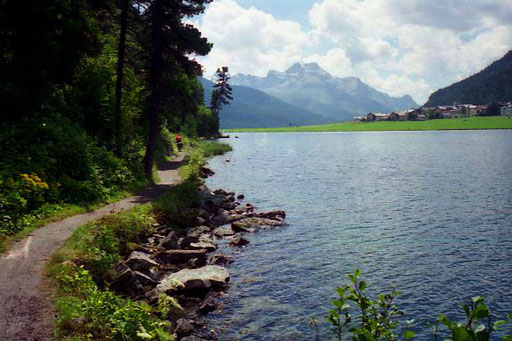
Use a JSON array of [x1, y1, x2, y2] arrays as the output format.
[[205, 131, 512, 340]]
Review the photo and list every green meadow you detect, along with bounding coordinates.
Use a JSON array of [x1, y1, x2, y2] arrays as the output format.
[[223, 116, 512, 133]]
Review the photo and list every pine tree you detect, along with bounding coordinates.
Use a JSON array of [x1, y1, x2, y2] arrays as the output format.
[[142, 0, 212, 179], [210, 66, 233, 133]]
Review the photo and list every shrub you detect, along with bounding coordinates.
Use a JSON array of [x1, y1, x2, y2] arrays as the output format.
[[54, 265, 173, 340], [328, 270, 512, 340], [328, 269, 415, 341]]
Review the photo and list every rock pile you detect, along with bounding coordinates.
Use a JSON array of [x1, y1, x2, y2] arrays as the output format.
[[111, 186, 286, 340]]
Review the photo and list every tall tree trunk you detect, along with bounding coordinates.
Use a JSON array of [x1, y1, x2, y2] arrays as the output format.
[[144, 0, 164, 180], [114, 0, 129, 156]]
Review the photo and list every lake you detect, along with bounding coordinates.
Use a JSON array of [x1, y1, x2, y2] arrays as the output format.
[[204, 130, 512, 340]]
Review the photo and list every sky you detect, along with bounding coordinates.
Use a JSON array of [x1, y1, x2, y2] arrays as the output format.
[[191, 0, 512, 104]]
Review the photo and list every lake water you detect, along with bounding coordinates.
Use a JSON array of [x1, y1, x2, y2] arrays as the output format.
[[204, 131, 512, 340]]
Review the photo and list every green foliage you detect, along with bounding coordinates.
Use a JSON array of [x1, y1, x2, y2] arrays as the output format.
[[48, 206, 173, 340], [434, 297, 512, 341], [196, 141, 233, 157], [0, 116, 142, 237], [153, 181, 202, 222], [53, 265, 173, 340], [328, 269, 415, 341], [210, 67, 233, 133], [328, 271, 512, 340]]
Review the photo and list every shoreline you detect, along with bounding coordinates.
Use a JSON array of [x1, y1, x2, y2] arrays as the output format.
[[221, 116, 512, 133]]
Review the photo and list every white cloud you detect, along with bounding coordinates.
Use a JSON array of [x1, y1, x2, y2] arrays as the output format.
[[306, 0, 512, 103], [194, 0, 512, 104], [192, 0, 308, 77]]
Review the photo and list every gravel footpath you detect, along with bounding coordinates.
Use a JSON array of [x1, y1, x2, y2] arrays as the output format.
[[0, 153, 185, 340]]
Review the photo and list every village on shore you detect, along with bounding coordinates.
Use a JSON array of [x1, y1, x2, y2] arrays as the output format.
[[354, 102, 512, 122]]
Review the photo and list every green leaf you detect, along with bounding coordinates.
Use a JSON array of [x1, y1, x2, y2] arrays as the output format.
[[404, 330, 416, 340], [473, 304, 490, 320], [461, 303, 470, 318]]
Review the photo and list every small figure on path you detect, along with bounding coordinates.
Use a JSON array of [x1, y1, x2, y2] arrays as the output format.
[[175, 133, 183, 151]]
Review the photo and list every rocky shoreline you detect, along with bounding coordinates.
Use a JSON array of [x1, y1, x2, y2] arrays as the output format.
[[111, 167, 286, 340]]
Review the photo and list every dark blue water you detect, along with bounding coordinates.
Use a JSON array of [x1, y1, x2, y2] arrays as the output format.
[[205, 131, 512, 340]]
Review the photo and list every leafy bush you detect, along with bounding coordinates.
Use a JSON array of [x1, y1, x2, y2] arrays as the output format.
[[48, 206, 173, 340], [153, 180, 202, 223], [197, 141, 232, 157], [54, 265, 173, 340], [0, 116, 143, 237], [434, 297, 512, 341], [328, 270, 512, 340], [328, 269, 415, 341]]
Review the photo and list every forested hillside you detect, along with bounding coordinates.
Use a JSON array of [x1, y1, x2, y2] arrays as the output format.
[[0, 0, 216, 239], [425, 50, 512, 106]]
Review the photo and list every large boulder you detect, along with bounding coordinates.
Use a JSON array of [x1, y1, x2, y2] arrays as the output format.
[[156, 265, 230, 294], [156, 249, 208, 264], [125, 251, 158, 272], [255, 210, 286, 221], [231, 217, 284, 231]]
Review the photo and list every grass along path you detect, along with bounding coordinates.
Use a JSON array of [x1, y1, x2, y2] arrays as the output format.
[[0, 153, 185, 341], [223, 116, 512, 133]]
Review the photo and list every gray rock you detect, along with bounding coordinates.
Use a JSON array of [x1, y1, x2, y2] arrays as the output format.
[[157, 231, 179, 250], [231, 217, 284, 231], [229, 235, 250, 247], [134, 271, 157, 287], [213, 226, 235, 237], [231, 223, 255, 233], [181, 336, 205, 341], [175, 318, 194, 337], [213, 189, 228, 196], [189, 241, 217, 251], [187, 255, 207, 268], [155, 265, 230, 293], [125, 251, 158, 272], [208, 253, 234, 266], [187, 225, 211, 237], [255, 210, 286, 220], [199, 296, 218, 313], [156, 249, 208, 264], [179, 236, 200, 248]]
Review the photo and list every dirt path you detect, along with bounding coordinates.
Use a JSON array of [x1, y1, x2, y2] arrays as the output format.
[[0, 153, 185, 340]]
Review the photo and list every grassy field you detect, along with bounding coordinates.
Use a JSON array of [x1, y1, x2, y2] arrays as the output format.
[[223, 116, 512, 133]]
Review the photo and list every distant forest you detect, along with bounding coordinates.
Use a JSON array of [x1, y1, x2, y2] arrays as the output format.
[[425, 50, 512, 106]]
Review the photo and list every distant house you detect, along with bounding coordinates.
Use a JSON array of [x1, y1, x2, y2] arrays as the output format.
[[388, 112, 400, 121], [397, 109, 416, 121], [477, 105, 488, 115], [457, 104, 479, 116], [366, 113, 390, 121], [501, 103, 512, 116]]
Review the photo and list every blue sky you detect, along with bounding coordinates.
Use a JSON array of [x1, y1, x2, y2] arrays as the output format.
[[194, 0, 512, 104]]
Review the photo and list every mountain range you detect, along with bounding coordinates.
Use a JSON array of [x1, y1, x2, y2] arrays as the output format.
[[199, 78, 333, 129], [425, 50, 512, 106], [202, 62, 418, 128]]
